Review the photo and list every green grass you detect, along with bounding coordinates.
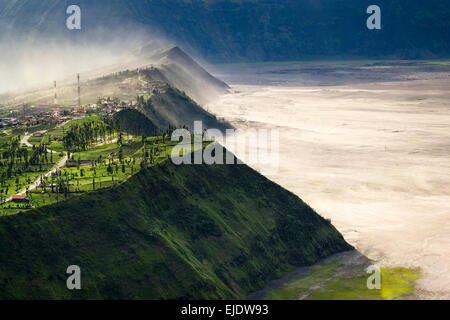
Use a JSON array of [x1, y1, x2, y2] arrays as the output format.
[[74, 142, 122, 161], [264, 258, 420, 300], [0, 153, 64, 197], [0, 108, 180, 215], [46, 115, 101, 139], [0, 190, 80, 216], [57, 138, 190, 194], [0, 113, 211, 218], [28, 136, 44, 145], [378, 268, 421, 300], [0, 134, 186, 216], [0, 135, 12, 145], [0, 148, 351, 299], [11, 123, 57, 136]]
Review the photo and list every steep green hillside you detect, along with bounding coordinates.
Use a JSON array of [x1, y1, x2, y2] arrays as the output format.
[[111, 109, 158, 136], [137, 86, 230, 132], [0, 150, 351, 299], [108, 81, 230, 135]]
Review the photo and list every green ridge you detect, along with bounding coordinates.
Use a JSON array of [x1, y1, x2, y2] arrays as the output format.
[[0, 151, 351, 299]]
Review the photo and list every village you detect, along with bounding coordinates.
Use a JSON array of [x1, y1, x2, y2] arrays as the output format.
[[0, 68, 171, 211], [0, 68, 167, 133], [0, 97, 137, 210], [0, 97, 135, 133]]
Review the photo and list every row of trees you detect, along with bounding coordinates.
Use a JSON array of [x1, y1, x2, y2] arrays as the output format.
[[63, 120, 117, 152], [0, 137, 55, 185]]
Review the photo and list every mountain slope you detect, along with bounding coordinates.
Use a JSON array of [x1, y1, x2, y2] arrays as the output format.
[[111, 109, 159, 137], [137, 85, 229, 132], [75, 45, 230, 105], [140, 45, 230, 104], [0, 44, 229, 110], [0, 151, 352, 299]]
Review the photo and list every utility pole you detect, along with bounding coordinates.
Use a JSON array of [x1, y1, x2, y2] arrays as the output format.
[[53, 81, 59, 113], [77, 73, 82, 112]]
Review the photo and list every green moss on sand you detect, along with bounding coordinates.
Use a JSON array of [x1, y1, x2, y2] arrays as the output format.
[[264, 253, 420, 300]]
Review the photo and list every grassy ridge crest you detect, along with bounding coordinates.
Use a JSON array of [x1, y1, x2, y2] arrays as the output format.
[[0, 152, 351, 299]]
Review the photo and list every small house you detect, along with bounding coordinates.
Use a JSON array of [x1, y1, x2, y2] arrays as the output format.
[[11, 195, 30, 203]]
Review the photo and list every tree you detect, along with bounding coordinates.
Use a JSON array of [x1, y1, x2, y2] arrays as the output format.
[[15, 176, 20, 193], [118, 132, 123, 146], [118, 147, 123, 163]]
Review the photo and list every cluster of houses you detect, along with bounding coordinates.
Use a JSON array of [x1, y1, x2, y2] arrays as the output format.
[[0, 111, 73, 130], [95, 97, 134, 116], [119, 75, 167, 96], [0, 97, 133, 132], [0, 94, 140, 133]]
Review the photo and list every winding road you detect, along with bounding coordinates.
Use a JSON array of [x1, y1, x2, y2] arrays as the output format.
[[4, 133, 68, 202]]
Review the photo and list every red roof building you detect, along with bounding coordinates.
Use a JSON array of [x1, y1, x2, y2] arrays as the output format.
[[11, 195, 30, 203]]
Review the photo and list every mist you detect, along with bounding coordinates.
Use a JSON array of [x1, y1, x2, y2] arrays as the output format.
[[207, 64, 450, 299], [0, 23, 168, 96]]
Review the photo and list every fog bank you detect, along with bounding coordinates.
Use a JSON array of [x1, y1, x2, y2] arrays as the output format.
[[0, 25, 167, 95], [207, 67, 450, 299]]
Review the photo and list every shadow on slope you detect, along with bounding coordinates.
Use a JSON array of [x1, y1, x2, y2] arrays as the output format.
[[0, 149, 352, 299]]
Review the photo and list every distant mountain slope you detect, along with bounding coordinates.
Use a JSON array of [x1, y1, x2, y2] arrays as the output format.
[[139, 45, 230, 104], [110, 83, 230, 135], [0, 45, 229, 106], [0, 44, 232, 132], [76, 44, 231, 105], [110, 44, 230, 105], [0, 152, 352, 299], [1, 0, 450, 61]]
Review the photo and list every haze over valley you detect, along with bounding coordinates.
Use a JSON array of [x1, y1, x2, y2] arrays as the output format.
[[1, 0, 450, 301], [207, 62, 450, 299]]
